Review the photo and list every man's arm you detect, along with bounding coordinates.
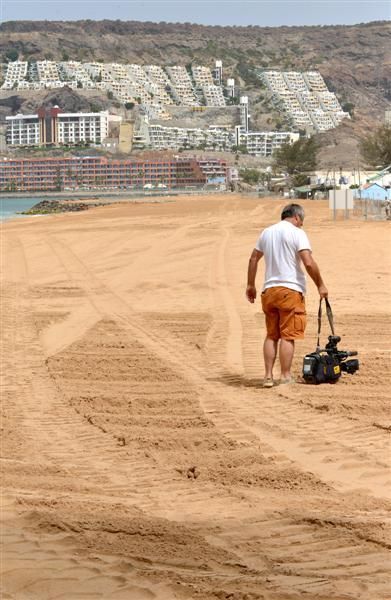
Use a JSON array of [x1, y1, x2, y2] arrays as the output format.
[[246, 248, 263, 303], [299, 249, 328, 298]]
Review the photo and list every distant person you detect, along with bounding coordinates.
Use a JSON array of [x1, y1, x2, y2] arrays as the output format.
[[246, 203, 328, 388], [383, 198, 391, 220]]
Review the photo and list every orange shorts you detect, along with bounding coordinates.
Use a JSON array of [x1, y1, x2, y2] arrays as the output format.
[[261, 286, 306, 341]]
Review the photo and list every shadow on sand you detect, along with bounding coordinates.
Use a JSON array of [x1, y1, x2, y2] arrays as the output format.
[[209, 372, 306, 389], [209, 373, 264, 389]]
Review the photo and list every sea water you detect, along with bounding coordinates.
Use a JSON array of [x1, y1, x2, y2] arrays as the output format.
[[0, 197, 41, 221]]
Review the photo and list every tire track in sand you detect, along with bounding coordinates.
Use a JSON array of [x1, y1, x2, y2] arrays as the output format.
[[39, 233, 259, 516], [4, 225, 390, 600], [202, 214, 390, 501], [44, 230, 391, 575], [205, 224, 244, 375], [1, 237, 181, 600], [45, 228, 391, 502], [2, 234, 289, 599], [3, 233, 284, 599]]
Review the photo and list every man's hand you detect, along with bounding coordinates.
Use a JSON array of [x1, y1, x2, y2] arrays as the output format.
[[318, 284, 328, 298], [247, 249, 263, 304], [246, 285, 257, 303]]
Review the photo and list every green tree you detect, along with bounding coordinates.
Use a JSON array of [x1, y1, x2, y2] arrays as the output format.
[[273, 137, 319, 175], [235, 62, 260, 87], [125, 102, 135, 110], [342, 102, 355, 117], [54, 169, 63, 191], [5, 49, 18, 62], [240, 168, 260, 185], [292, 173, 309, 187], [359, 125, 391, 169]]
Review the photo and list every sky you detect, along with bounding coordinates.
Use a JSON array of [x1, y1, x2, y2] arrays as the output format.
[[1, 0, 390, 27]]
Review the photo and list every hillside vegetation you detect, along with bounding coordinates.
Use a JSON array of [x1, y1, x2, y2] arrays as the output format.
[[1, 20, 389, 117], [0, 20, 390, 167]]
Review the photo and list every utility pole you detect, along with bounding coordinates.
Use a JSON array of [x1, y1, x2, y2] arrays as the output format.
[[357, 159, 366, 220]]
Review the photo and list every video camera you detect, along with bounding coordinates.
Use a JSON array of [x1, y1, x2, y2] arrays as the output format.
[[324, 335, 359, 374], [302, 299, 359, 385], [303, 335, 359, 384]]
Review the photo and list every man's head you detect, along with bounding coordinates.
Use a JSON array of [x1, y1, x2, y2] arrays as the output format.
[[281, 203, 305, 228]]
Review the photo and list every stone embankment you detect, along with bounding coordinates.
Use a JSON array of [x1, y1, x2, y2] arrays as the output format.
[[21, 200, 103, 215]]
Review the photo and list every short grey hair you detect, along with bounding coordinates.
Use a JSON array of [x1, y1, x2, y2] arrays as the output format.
[[281, 203, 305, 221]]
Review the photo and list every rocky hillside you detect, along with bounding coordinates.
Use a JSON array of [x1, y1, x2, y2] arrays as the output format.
[[0, 20, 389, 167], [1, 20, 390, 119]]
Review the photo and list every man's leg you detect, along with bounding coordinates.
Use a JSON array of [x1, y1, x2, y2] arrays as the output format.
[[279, 338, 295, 379], [263, 336, 278, 379]]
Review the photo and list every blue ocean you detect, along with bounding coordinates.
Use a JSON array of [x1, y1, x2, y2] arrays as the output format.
[[0, 197, 41, 221]]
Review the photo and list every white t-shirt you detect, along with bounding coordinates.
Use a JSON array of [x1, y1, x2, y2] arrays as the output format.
[[255, 220, 311, 294]]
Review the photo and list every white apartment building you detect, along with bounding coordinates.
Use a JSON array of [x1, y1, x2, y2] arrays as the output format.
[[1, 59, 228, 111], [127, 64, 150, 85], [291, 111, 313, 128], [27, 62, 38, 81], [309, 110, 336, 131], [148, 124, 234, 151], [5, 110, 109, 146], [37, 60, 60, 81], [262, 69, 348, 132], [300, 92, 322, 111], [146, 80, 173, 105], [235, 126, 299, 156], [147, 121, 297, 156], [5, 114, 40, 146], [262, 71, 287, 93], [202, 85, 226, 107], [57, 111, 109, 144], [148, 124, 204, 149], [144, 65, 171, 86], [16, 80, 78, 91], [42, 80, 69, 89], [192, 65, 214, 87], [283, 71, 308, 92], [2, 61, 28, 88], [134, 68, 173, 105], [110, 63, 131, 80], [58, 61, 93, 86], [142, 104, 171, 121], [83, 62, 104, 79], [303, 71, 328, 92], [317, 91, 341, 111], [165, 66, 199, 106]]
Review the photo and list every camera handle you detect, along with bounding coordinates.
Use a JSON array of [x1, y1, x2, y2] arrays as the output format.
[[316, 298, 335, 351]]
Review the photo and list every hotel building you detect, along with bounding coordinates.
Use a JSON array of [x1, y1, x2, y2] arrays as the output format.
[[5, 108, 109, 146], [0, 155, 225, 192]]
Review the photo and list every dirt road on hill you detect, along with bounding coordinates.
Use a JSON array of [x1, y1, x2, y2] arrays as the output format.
[[1, 195, 390, 600]]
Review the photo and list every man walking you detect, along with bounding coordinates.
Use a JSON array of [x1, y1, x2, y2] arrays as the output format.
[[246, 203, 328, 387]]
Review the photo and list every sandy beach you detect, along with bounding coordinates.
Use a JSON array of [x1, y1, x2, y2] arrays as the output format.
[[1, 193, 390, 600]]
